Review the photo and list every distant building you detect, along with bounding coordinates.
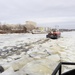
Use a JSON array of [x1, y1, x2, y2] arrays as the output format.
[[25, 21, 37, 32], [26, 21, 36, 26]]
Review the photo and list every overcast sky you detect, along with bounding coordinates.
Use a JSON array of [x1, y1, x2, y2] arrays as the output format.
[[0, 0, 75, 28]]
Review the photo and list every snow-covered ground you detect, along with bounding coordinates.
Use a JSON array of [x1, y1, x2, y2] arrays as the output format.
[[0, 32, 75, 75]]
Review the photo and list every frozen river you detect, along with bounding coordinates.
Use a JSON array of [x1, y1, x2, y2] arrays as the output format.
[[0, 33, 46, 48], [0, 31, 75, 48], [0, 31, 75, 75]]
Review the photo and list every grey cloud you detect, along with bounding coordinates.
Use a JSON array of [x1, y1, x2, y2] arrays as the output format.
[[0, 0, 75, 28]]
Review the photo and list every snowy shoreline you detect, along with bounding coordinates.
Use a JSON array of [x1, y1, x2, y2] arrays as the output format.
[[0, 31, 75, 75]]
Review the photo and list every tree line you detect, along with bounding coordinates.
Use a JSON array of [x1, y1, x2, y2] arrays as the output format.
[[0, 24, 36, 34]]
